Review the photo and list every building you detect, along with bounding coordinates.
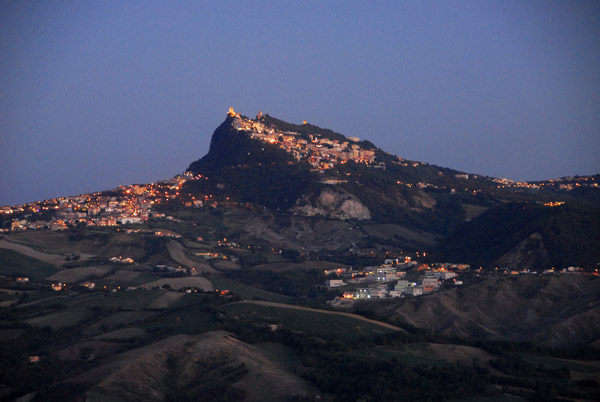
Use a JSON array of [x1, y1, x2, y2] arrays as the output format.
[[407, 286, 423, 296], [118, 216, 142, 225], [51, 283, 64, 291], [326, 279, 345, 287]]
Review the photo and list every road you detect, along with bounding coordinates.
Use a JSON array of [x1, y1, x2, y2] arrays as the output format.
[[237, 300, 405, 332], [166, 240, 218, 274]]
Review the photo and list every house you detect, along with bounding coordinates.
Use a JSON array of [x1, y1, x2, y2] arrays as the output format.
[[326, 279, 345, 287], [389, 289, 403, 298], [369, 287, 388, 299], [421, 278, 439, 293], [405, 286, 423, 296], [50, 220, 67, 231], [395, 281, 422, 296], [373, 266, 401, 282], [324, 268, 348, 276], [440, 272, 457, 280], [110, 256, 134, 264], [166, 266, 187, 274], [355, 286, 388, 299], [356, 288, 370, 299], [11, 219, 29, 231], [51, 283, 63, 291], [118, 216, 141, 225]]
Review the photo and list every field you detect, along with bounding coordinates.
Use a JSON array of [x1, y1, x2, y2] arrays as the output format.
[[0, 248, 60, 280], [166, 240, 218, 274], [46, 266, 113, 282], [220, 301, 398, 342], [84, 311, 158, 335], [142, 276, 213, 291], [0, 236, 67, 265], [210, 276, 293, 303], [25, 308, 95, 329], [521, 354, 600, 381]]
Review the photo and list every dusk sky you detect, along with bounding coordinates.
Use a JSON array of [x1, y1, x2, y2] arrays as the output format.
[[1, 1, 599, 206]]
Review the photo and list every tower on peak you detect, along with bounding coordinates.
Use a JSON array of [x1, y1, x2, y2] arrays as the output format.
[[256, 111, 264, 120], [227, 107, 237, 117], [302, 120, 307, 125]]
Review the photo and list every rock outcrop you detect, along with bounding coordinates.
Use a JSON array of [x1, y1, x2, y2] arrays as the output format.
[[293, 189, 371, 220]]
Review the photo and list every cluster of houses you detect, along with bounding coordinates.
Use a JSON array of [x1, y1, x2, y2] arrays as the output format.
[[1, 170, 240, 233], [4, 188, 154, 231], [228, 107, 377, 171], [325, 260, 468, 300], [2, 175, 197, 232], [492, 175, 598, 191], [328, 260, 591, 301], [110, 256, 134, 264]]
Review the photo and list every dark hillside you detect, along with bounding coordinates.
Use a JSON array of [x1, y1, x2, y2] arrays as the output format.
[[362, 274, 600, 348], [186, 117, 317, 210], [434, 203, 600, 269]]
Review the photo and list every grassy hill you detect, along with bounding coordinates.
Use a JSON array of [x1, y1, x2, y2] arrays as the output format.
[[434, 203, 600, 269], [355, 274, 600, 348]]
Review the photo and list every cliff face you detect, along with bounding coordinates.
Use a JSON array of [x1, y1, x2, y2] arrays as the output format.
[[185, 117, 316, 210], [293, 189, 371, 220]]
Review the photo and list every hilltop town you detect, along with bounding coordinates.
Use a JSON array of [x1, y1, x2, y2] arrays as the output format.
[[228, 107, 377, 171], [1, 178, 185, 232]]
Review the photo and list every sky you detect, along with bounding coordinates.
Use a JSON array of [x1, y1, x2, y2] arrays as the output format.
[[1, 1, 599, 206]]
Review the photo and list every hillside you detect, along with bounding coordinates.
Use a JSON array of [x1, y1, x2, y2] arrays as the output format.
[[357, 274, 600, 348], [435, 203, 600, 269], [184, 109, 600, 267]]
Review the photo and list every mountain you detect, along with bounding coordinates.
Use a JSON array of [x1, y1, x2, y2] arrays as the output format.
[[184, 108, 600, 269]]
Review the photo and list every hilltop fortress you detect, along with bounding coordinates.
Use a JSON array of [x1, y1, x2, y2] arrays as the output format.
[[226, 107, 376, 171]]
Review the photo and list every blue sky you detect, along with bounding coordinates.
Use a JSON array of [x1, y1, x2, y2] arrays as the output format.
[[1, 1, 599, 205]]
